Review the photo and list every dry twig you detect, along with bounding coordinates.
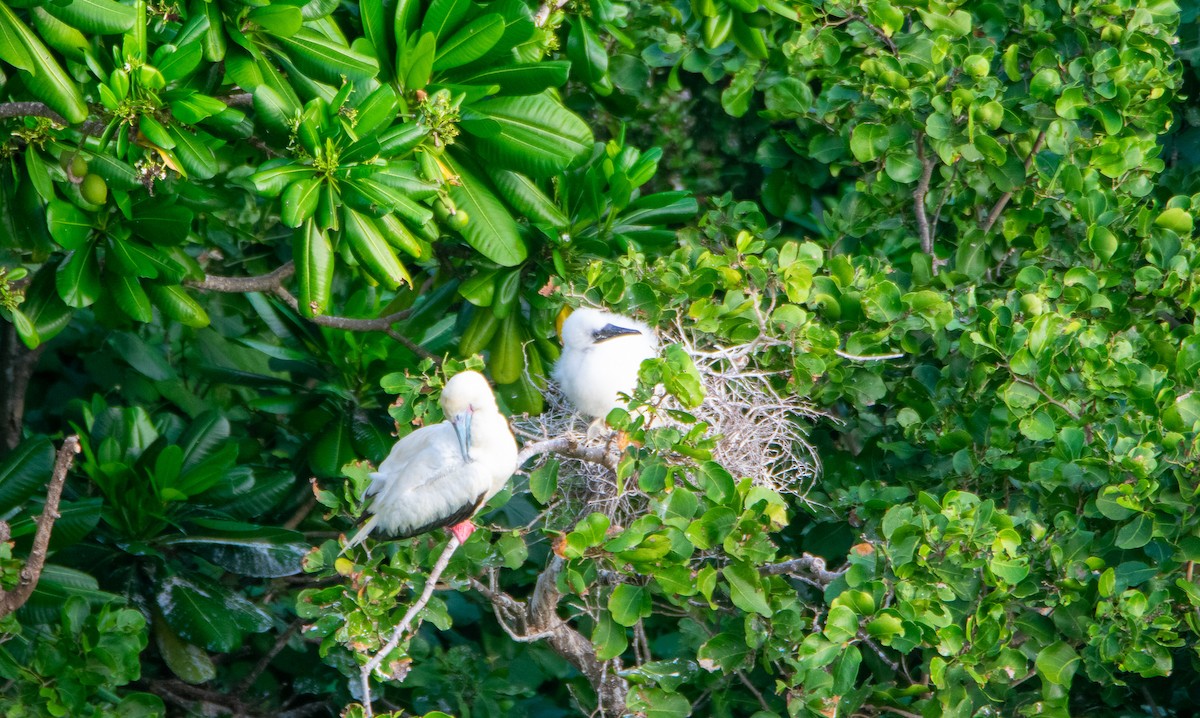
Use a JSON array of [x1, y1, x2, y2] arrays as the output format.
[[0, 435, 80, 617]]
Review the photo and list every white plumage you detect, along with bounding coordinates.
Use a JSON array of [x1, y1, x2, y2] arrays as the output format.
[[553, 307, 658, 429], [345, 371, 517, 549]]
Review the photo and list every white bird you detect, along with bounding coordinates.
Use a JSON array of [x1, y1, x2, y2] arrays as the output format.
[[345, 371, 518, 549], [553, 307, 658, 437]]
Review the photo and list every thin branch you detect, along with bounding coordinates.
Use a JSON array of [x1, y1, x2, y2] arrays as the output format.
[[760, 554, 844, 586], [858, 631, 900, 672], [736, 670, 771, 712], [359, 535, 462, 718], [835, 349, 905, 361], [1010, 375, 1080, 421], [839, 14, 898, 54], [913, 133, 936, 256], [863, 705, 924, 718], [273, 287, 414, 332], [0, 435, 80, 618], [929, 160, 960, 234], [385, 328, 442, 364], [189, 262, 295, 293], [236, 619, 304, 694], [516, 435, 620, 471], [533, 0, 569, 26], [981, 131, 1047, 233]]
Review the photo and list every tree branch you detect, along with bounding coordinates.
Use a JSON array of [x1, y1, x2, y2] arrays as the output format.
[[0, 435, 80, 617], [516, 436, 620, 471], [272, 287, 414, 332], [835, 348, 904, 361], [760, 554, 844, 587], [0, 101, 67, 124], [913, 133, 936, 256], [981, 130, 1047, 234], [189, 262, 295, 293], [359, 535, 462, 718]]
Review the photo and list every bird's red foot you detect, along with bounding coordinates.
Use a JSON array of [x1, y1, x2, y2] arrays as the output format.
[[448, 521, 476, 544]]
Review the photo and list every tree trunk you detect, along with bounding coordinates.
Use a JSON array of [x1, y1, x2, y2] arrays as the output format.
[[0, 321, 43, 451]]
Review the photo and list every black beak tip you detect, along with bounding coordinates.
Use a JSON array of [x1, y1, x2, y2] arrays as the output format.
[[593, 323, 642, 343]]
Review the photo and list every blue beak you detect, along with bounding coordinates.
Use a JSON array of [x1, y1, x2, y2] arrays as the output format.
[[452, 410, 474, 461]]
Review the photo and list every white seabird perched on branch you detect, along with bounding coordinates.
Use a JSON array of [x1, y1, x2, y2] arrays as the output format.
[[345, 370, 518, 549], [553, 307, 658, 437]]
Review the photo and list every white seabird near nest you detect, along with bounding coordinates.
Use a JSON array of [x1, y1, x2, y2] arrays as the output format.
[[345, 370, 518, 549], [553, 307, 658, 438]]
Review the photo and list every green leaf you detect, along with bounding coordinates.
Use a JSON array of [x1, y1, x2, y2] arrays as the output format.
[[56, 240, 101, 307], [0, 2, 35, 71], [281, 177, 322, 228], [145, 284, 210, 328], [0, 436, 54, 515], [162, 522, 308, 577], [529, 459, 558, 504], [486, 167, 569, 230], [884, 152, 922, 183], [46, 200, 92, 250], [1155, 207, 1193, 234], [567, 17, 608, 91], [154, 617, 217, 685], [157, 575, 271, 652], [850, 123, 889, 162], [721, 561, 772, 616], [1036, 641, 1080, 687], [1115, 514, 1153, 550], [823, 604, 859, 643], [697, 632, 751, 672], [444, 153, 528, 266], [273, 28, 379, 84], [421, 0, 470, 40], [343, 208, 409, 289], [294, 220, 334, 317], [608, 584, 651, 627], [464, 93, 593, 177], [41, 0, 135, 34], [460, 61, 571, 95], [592, 610, 628, 660], [433, 13, 504, 70]]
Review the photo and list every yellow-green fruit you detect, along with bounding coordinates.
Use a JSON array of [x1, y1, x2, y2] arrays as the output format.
[[963, 55, 990, 78], [446, 209, 470, 231], [1019, 293, 1044, 316], [80, 173, 108, 205]]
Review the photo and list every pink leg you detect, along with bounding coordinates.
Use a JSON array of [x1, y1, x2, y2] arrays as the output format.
[[447, 521, 476, 544]]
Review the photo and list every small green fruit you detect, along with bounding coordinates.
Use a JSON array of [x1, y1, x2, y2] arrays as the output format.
[[80, 173, 108, 205]]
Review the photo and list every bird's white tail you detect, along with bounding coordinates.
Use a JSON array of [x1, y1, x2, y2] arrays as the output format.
[[340, 515, 378, 554]]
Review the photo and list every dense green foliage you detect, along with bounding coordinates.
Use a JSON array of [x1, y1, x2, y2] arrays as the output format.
[[0, 0, 1198, 716]]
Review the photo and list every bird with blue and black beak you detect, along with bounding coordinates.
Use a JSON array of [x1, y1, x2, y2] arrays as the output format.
[[344, 370, 518, 550], [553, 307, 659, 438]]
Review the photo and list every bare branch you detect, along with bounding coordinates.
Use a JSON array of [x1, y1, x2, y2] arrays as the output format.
[[0, 102, 68, 124], [273, 287, 414, 332], [189, 262, 295, 293], [236, 619, 304, 694], [0, 435, 80, 617], [359, 535, 462, 718], [835, 349, 905, 361], [1009, 375, 1080, 421], [516, 435, 620, 471], [913, 133, 936, 256], [468, 559, 628, 715], [736, 670, 771, 712], [981, 131, 1047, 234], [760, 554, 844, 587]]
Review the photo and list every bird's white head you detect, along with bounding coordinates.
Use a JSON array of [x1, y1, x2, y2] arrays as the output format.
[[560, 307, 652, 350], [439, 370, 498, 461]]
